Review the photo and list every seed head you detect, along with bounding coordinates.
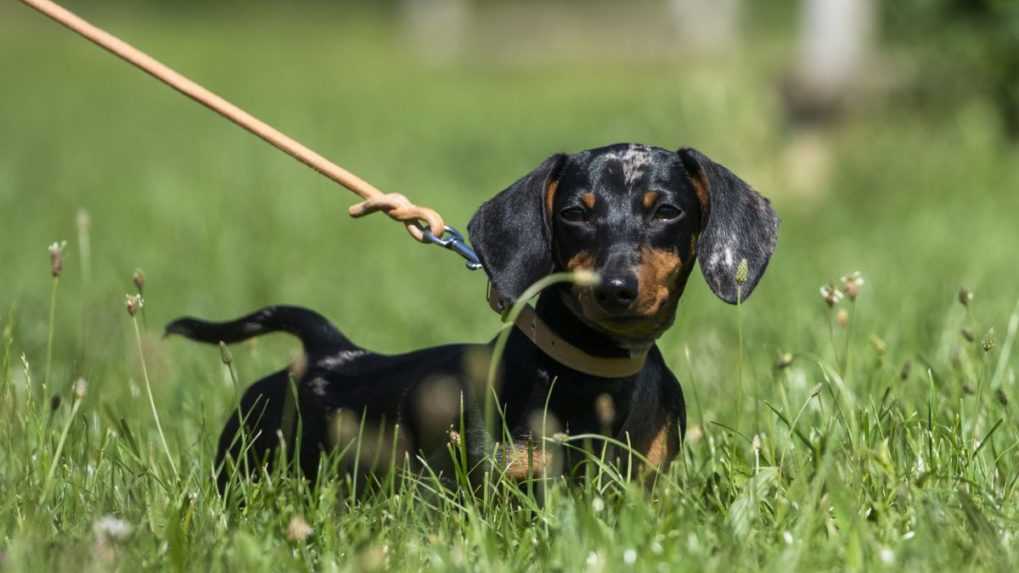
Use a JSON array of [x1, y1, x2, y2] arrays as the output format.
[[93, 515, 133, 543], [839, 272, 864, 301], [218, 341, 233, 366], [899, 360, 912, 381], [125, 294, 144, 317], [950, 348, 964, 371], [48, 240, 67, 277], [775, 352, 794, 369], [820, 283, 843, 307], [835, 308, 849, 328], [958, 288, 974, 307], [132, 269, 145, 293], [995, 388, 1008, 406], [72, 377, 88, 401], [962, 383, 975, 395], [961, 328, 975, 343], [572, 269, 600, 288], [286, 515, 313, 542], [447, 430, 461, 446], [735, 259, 749, 285], [982, 328, 996, 353], [870, 335, 887, 355]]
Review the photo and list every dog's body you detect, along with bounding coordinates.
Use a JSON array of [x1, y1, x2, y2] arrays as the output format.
[[167, 143, 778, 490]]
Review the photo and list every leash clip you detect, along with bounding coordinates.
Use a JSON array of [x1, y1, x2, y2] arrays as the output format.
[[421, 225, 483, 270]]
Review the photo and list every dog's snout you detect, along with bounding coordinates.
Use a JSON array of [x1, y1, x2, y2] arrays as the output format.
[[594, 274, 638, 313]]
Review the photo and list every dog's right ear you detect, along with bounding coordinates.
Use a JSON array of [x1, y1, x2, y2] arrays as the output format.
[[468, 153, 568, 309]]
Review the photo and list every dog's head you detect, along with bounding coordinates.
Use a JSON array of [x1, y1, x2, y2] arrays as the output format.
[[468, 143, 778, 346]]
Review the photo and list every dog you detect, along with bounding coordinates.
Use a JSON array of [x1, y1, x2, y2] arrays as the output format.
[[166, 143, 778, 492]]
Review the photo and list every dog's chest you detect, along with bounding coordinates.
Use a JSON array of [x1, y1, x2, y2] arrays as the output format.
[[498, 366, 638, 439]]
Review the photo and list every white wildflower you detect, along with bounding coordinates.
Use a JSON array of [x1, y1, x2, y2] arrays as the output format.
[[839, 272, 864, 300], [286, 515, 313, 542], [93, 515, 132, 542], [879, 547, 895, 565], [820, 284, 843, 307], [72, 377, 88, 401]]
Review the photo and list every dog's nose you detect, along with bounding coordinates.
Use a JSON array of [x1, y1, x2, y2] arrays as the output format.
[[594, 275, 638, 313]]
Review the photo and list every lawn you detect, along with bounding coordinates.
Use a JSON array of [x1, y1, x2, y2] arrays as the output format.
[[1, 3, 1018, 571]]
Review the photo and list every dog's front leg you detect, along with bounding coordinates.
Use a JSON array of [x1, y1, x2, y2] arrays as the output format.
[[497, 439, 563, 481]]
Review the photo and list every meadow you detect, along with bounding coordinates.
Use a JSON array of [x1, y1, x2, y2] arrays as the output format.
[[2, 3, 1019, 571]]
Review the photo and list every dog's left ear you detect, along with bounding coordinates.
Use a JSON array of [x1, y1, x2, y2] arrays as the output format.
[[468, 153, 568, 308], [678, 147, 779, 304]]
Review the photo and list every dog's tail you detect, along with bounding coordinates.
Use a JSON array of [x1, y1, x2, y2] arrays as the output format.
[[165, 305, 357, 356]]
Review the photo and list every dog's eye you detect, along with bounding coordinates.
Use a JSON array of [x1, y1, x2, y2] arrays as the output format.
[[654, 204, 684, 221], [560, 207, 589, 223]]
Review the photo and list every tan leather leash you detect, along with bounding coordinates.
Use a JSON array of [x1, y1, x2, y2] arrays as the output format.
[[18, 0, 481, 268], [21, 0, 647, 377]]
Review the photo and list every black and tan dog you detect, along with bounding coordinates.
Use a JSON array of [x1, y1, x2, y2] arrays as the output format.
[[166, 143, 778, 491]]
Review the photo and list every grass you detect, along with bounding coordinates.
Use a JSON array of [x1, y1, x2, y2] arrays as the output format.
[[2, 3, 1019, 571]]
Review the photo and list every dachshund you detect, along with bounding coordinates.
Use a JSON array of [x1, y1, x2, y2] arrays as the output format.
[[165, 143, 779, 492]]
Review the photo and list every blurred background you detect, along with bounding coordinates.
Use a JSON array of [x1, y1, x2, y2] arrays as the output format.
[[1, 0, 1018, 428]]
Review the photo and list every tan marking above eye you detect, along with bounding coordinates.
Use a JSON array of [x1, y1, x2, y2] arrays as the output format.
[[581, 192, 596, 209], [642, 191, 659, 210], [545, 180, 559, 220]]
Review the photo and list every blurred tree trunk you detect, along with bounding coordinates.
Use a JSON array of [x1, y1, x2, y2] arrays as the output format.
[[783, 0, 875, 126]]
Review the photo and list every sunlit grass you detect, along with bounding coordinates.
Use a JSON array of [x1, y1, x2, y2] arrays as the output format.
[[2, 4, 1019, 571]]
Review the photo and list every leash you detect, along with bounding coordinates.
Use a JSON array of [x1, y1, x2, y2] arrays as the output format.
[[18, 0, 481, 270], [21, 0, 646, 376]]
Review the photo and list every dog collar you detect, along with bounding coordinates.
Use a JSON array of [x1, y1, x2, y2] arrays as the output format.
[[512, 304, 648, 378]]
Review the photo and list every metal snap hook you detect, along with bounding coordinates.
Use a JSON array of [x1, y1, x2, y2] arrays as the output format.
[[420, 225, 483, 270]]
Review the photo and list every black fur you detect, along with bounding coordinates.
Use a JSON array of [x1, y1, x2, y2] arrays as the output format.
[[468, 154, 567, 307], [679, 147, 779, 304], [167, 143, 778, 492]]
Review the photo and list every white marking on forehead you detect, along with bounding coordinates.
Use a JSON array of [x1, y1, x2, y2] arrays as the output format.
[[618, 144, 654, 188]]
